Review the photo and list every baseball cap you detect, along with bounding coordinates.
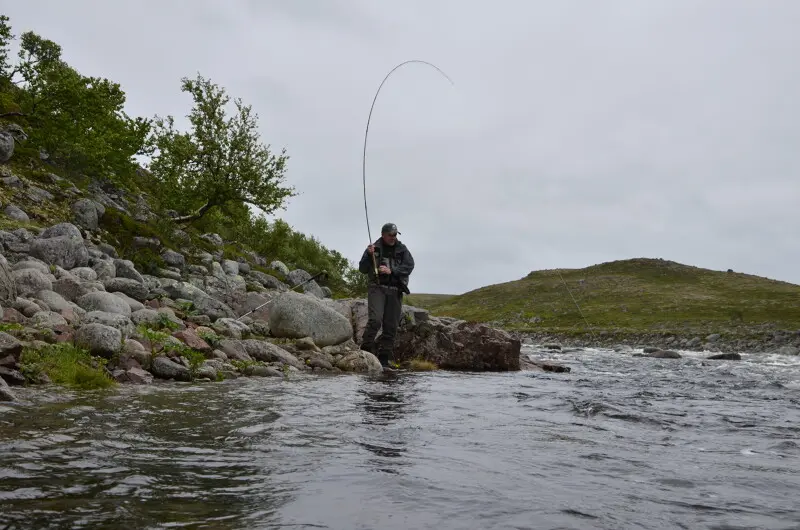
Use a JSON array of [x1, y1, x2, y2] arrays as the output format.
[[381, 222, 400, 235]]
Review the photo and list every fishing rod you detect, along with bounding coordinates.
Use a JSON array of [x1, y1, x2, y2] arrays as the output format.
[[361, 59, 455, 275], [235, 270, 328, 321]]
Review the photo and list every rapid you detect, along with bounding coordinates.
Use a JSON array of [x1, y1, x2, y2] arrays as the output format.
[[2, 344, 799, 529]]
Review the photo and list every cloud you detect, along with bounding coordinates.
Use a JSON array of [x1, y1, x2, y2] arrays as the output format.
[[5, 0, 800, 293]]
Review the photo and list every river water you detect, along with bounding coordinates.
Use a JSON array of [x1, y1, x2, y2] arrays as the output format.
[[1, 345, 800, 530]]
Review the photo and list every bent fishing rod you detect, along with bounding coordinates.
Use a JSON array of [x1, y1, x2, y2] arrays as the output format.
[[235, 270, 328, 321], [361, 59, 455, 275]]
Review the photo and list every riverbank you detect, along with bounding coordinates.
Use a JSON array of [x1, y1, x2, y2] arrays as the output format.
[[0, 215, 524, 403], [516, 326, 800, 356]]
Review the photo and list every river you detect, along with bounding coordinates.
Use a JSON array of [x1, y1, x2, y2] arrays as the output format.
[[2, 344, 799, 530]]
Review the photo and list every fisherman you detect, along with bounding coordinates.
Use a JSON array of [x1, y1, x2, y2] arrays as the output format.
[[358, 222, 415, 369]]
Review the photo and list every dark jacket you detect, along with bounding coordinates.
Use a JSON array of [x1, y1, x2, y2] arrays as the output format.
[[359, 238, 415, 293]]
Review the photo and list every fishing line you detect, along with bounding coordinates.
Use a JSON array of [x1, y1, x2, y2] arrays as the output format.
[[361, 59, 455, 273], [557, 270, 596, 341]]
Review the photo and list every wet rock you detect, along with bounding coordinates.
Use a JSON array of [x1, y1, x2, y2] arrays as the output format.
[[392, 309, 521, 371], [647, 350, 682, 359], [239, 339, 305, 370], [0, 365, 25, 385], [0, 377, 15, 401], [125, 367, 154, 384], [335, 350, 382, 373], [706, 352, 741, 360], [151, 355, 191, 381]]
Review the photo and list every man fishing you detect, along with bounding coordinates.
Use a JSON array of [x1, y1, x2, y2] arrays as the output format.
[[358, 222, 415, 369]]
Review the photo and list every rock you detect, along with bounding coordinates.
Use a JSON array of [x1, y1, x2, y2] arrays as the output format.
[[0, 376, 16, 401], [0, 365, 26, 385], [286, 268, 312, 287], [239, 339, 305, 370], [30, 235, 89, 270], [150, 355, 191, 381], [391, 309, 521, 371], [5, 204, 29, 222], [82, 311, 135, 338], [248, 271, 288, 291], [70, 267, 98, 282], [30, 311, 68, 329], [103, 278, 148, 301], [51, 276, 103, 302], [113, 259, 144, 284], [706, 333, 721, 343], [0, 332, 22, 361], [12, 268, 52, 297], [336, 350, 382, 373], [647, 350, 682, 359], [173, 329, 211, 354], [211, 317, 250, 340], [74, 323, 122, 358], [76, 291, 131, 317], [126, 367, 154, 384], [707, 352, 741, 360], [72, 199, 102, 231], [269, 291, 353, 347], [270, 260, 290, 276], [161, 249, 185, 269], [112, 291, 144, 312], [92, 260, 115, 281], [12, 260, 50, 274]]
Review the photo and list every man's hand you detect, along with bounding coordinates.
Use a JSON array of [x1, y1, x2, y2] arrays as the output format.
[[378, 265, 391, 275], [367, 245, 375, 255]]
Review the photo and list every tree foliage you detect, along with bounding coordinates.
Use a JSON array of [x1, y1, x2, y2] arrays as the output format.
[[0, 15, 366, 297], [145, 74, 297, 223], [0, 15, 150, 177]]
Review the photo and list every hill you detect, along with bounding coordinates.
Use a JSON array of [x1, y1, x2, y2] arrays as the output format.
[[412, 258, 800, 351]]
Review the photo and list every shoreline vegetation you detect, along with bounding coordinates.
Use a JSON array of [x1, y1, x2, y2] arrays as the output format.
[[1, 16, 798, 402]]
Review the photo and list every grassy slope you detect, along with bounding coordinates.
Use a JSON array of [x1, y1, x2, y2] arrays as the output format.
[[411, 258, 800, 335]]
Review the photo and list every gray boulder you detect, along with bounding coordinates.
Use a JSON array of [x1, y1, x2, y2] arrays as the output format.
[[13, 268, 52, 297], [74, 323, 122, 358], [268, 291, 352, 347], [76, 291, 132, 317], [150, 356, 191, 381]]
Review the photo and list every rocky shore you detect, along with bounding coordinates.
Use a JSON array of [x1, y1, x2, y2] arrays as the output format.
[[518, 328, 800, 357], [0, 214, 523, 402]]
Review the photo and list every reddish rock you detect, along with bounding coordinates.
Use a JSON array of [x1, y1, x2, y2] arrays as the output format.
[[1, 308, 26, 324], [173, 329, 211, 354]]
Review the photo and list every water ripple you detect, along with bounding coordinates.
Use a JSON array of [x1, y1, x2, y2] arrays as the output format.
[[0, 346, 799, 529]]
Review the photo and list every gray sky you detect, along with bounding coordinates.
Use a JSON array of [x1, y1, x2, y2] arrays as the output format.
[[5, 1, 800, 294]]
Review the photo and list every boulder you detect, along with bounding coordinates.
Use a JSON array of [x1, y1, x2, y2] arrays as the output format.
[[74, 323, 122, 358], [268, 291, 352, 347], [392, 307, 521, 371]]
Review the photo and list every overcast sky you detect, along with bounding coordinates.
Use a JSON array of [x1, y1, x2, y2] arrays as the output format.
[[5, 1, 800, 294]]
